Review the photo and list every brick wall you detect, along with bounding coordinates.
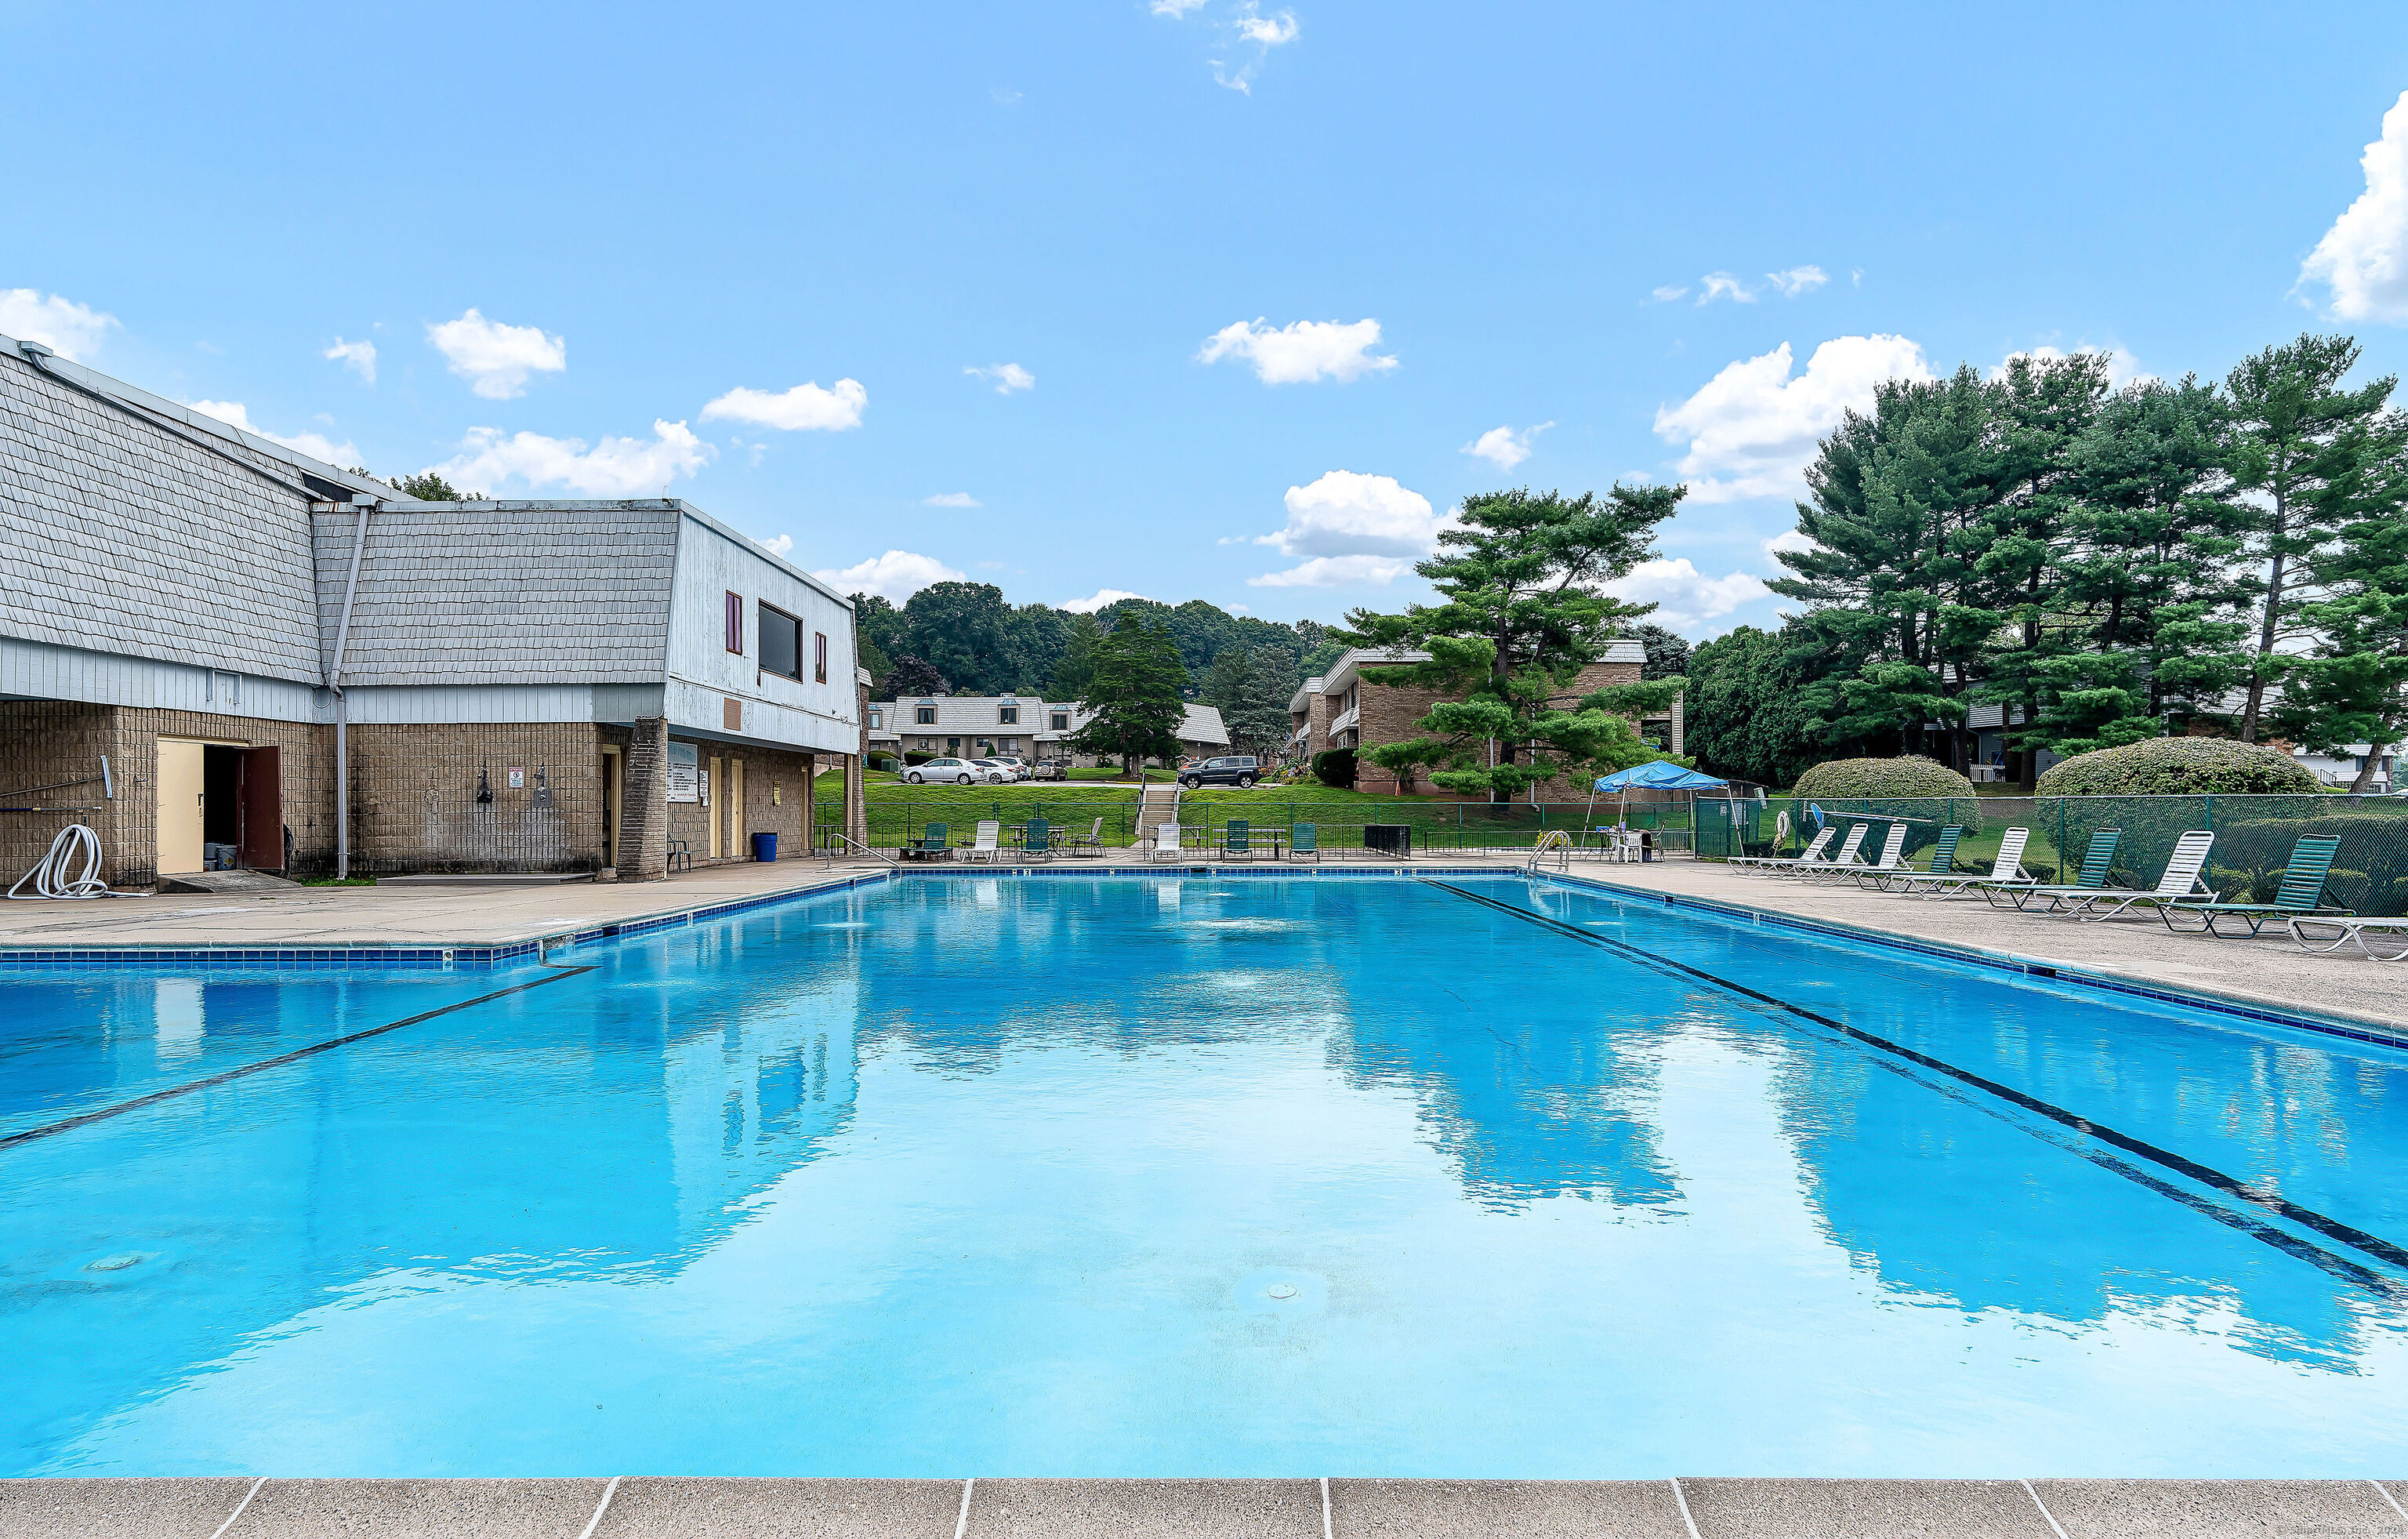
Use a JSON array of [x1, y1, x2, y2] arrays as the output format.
[[664, 736, 817, 868], [345, 721, 610, 875], [1353, 682, 1454, 795], [0, 702, 330, 887], [619, 717, 669, 880]]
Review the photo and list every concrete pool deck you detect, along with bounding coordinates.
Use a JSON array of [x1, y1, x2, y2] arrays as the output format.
[[1, 851, 2400, 1034], [5, 1475, 2406, 1537]]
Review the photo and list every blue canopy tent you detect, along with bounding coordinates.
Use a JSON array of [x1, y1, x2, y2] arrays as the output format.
[[1587, 761, 1732, 855]]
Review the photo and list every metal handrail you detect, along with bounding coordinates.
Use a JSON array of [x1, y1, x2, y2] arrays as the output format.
[[821, 829, 898, 869]]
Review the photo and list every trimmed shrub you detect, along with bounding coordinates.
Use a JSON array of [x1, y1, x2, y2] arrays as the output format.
[[1793, 755, 1978, 801], [2036, 737, 2319, 797], [1311, 746, 1358, 789]]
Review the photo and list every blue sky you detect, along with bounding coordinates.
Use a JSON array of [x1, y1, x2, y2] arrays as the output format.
[[9, 2, 2408, 636]]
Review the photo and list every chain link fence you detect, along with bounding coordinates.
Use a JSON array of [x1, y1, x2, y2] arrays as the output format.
[[1698, 793, 2408, 916]]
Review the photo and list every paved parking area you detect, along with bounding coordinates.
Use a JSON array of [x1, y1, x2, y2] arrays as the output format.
[[5, 1475, 2405, 1537]]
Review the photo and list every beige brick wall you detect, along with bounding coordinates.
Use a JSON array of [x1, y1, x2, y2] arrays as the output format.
[[0, 701, 332, 887], [665, 738, 817, 868], [346, 721, 611, 875], [1354, 682, 1454, 794]]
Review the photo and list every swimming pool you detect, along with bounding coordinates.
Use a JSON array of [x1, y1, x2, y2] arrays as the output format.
[[5, 873, 2406, 1477]]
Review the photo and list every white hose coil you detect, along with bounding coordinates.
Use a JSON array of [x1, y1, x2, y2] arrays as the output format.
[[8, 823, 125, 899]]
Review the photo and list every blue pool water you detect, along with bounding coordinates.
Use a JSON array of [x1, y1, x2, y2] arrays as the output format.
[[5, 873, 2406, 1477]]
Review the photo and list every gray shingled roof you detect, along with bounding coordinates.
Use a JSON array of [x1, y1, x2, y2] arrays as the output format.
[[0, 347, 324, 683], [316, 504, 678, 685]]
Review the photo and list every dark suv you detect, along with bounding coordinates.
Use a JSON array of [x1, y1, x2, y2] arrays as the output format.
[[1179, 755, 1261, 789]]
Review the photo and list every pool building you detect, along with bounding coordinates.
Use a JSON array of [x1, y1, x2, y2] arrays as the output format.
[[0, 331, 869, 887]]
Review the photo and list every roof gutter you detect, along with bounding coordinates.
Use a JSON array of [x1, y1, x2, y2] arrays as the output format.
[[327, 501, 376, 880]]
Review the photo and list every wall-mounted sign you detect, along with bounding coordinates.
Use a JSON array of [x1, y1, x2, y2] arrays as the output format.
[[506, 767, 525, 789], [667, 741, 700, 803]]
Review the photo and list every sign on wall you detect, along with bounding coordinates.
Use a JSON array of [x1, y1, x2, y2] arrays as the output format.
[[667, 741, 700, 803]]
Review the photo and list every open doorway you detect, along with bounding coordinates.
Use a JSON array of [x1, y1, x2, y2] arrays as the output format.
[[158, 739, 282, 876]]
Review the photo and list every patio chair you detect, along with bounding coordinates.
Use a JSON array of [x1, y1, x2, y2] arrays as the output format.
[[1021, 817, 1055, 864], [1733, 825, 1834, 873], [1144, 822, 1188, 862], [1884, 827, 2031, 898], [1864, 826, 1960, 893], [2287, 913, 2408, 961], [1220, 819, 1260, 861], [1846, 823, 1926, 889], [1980, 827, 2119, 909], [1790, 823, 1873, 884], [2055, 831, 2218, 921], [2161, 835, 2346, 937], [956, 819, 1003, 864], [1064, 816, 1104, 857], [901, 822, 951, 862], [1289, 822, 1319, 862]]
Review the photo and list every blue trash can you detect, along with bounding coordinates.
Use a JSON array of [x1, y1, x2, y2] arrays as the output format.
[[749, 832, 778, 863]]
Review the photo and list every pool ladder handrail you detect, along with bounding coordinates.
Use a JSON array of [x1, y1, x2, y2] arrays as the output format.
[[1527, 829, 1572, 873], [821, 828, 899, 869]]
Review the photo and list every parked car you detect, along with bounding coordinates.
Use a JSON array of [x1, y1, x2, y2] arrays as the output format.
[[987, 757, 1032, 780], [1030, 758, 1069, 780], [966, 757, 1019, 783], [1179, 755, 1262, 789], [903, 757, 985, 785]]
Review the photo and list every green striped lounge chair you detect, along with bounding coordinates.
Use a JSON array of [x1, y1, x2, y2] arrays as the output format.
[[1865, 826, 1961, 893], [2162, 835, 2346, 938], [1289, 823, 1319, 862], [1221, 819, 1260, 861], [1982, 828, 2120, 910], [1022, 818, 1054, 863]]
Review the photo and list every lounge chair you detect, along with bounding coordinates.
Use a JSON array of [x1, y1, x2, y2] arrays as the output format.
[[956, 819, 1003, 864], [2055, 831, 2218, 921], [1882, 827, 2031, 898], [1794, 823, 1877, 884], [1220, 819, 1261, 861], [1733, 826, 1834, 873], [1144, 822, 1188, 862], [1776, 824, 1865, 880], [1981, 827, 2119, 909], [1289, 822, 1319, 862], [1064, 817, 1104, 857], [2161, 835, 2346, 937], [1021, 818, 1055, 864], [1845, 823, 1924, 889], [2287, 914, 2408, 961], [1863, 825, 1960, 893], [900, 821, 951, 862]]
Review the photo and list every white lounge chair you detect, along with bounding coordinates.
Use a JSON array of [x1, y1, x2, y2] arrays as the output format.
[[1785, 823, 1869, 881], [956, 819, 1003, 864], [1840, 823, 1913, 888], [1732, 825, 1833, 873], [1144, 822, 1188, 862], [1882, 827, 2032, 898], [2288, 915, 2408, 960], [2054, 831, 2218, 921]]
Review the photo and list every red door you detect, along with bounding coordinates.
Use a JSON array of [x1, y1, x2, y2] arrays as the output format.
[[238, 746, 284, 870]]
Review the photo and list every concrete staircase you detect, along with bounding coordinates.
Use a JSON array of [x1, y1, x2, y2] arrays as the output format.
[[1135, 783, 1182, 851]]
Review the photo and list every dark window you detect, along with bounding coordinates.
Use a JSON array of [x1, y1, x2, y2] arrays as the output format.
[[724, 593, 743, 654], [916, 706, 937, 724], [814, 631, 829, 684], [999, 705, 1017, 724], [758, 603, 803, 680], [1050, 712, 1069, 730]]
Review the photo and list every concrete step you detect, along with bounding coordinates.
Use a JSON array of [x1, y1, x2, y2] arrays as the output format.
[[157, 869, 303, 895]]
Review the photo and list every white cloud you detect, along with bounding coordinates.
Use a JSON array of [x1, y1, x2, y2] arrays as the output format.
[[1994, 343, 2152, 389], [1150, 0, 1207, 13], [1234, 3, 1297, 45], [1765, 266, 1828, 298], [1059, 588, 1151, 612], [701, 378, 867, 432], [431, 419, 713, 497], [1696, 272, 1756, 305], [1248, 554, 1414, 589], [1248, 469, 1449, 586], [1762, 528, 1818, 558], [924, 492, 981, 507], [1601, 558, 1770, 633], [1463, 421, 1553, 471], [189, 401, 359, 466], [425, 308, 566, 399], [812, 550, 966, 602], [2301, 89, 2408, 323], [1653, 334, 1934, 503], [758, 534, 794, 557], [1199, 317, 1397, 384], [0, 289, 118, 360], [966, 362, 1035, 394], [1649, 285, 1689, 304], [324, 336, 377, 384]]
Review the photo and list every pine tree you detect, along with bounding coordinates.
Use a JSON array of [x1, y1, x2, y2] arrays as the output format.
[[1050, 612, 1105, 701], [2272, 416, 2408, 789], [1068, 615, 1188, 777]]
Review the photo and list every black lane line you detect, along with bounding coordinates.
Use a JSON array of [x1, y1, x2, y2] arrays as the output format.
[[1, 966, 597, 1152], [1423, 878, 2408, 1283]]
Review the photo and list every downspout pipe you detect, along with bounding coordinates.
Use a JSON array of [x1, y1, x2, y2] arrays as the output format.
[[328, 502, 375, 880]]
